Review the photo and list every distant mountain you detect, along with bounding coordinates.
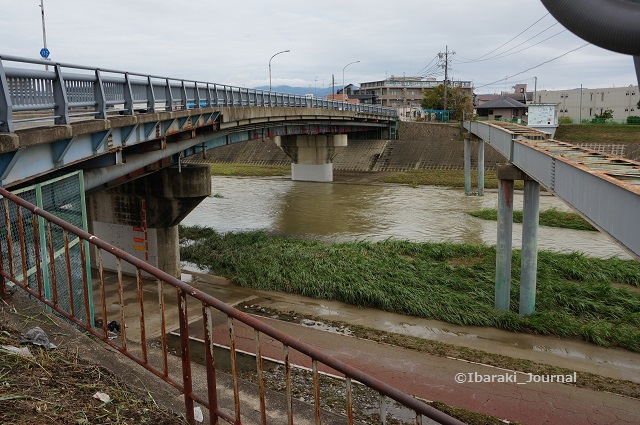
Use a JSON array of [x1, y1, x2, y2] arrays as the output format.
[[254, 85, 346, 97]]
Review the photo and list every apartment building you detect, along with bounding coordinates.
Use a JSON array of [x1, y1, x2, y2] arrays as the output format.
[[353, 76, 473, 113]]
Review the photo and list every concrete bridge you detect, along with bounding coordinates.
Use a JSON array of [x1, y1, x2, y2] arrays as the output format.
[[0, 54, 397, 278]]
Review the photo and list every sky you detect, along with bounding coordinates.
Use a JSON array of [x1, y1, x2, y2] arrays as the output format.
[[0, 0, 637, 94]]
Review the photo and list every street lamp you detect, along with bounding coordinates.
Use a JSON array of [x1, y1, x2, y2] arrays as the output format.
[[342, 60, 360, 98], [39, 0, 50, 70], [269, 50, 290, 91]]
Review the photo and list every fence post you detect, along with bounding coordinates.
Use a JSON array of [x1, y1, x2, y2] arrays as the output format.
[[123, 73, 134, 115], [94, 70, 106, 119], [165, 79, 173, 111], [146, 76, 156, 113], [52, 64, 69, 125], [0, 60, 14, 133], [194, 82, 200, 109], [180, 81, 188, 109]]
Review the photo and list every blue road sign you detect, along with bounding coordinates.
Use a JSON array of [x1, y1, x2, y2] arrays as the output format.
[[40, 48, 50, 59]]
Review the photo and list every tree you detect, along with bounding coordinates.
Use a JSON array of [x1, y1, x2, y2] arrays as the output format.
[[637, 99, 640, 110], [420, 84, 472, 120]]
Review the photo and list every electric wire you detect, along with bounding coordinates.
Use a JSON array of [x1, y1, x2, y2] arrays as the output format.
[[465, 12, 550, 62], [474, 43, 590, 89]]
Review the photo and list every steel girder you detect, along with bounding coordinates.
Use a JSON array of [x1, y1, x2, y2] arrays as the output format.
[[464, 120, 640, 258]]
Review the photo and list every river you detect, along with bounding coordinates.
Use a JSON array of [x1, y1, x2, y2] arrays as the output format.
[[182, 177, 630, 259]]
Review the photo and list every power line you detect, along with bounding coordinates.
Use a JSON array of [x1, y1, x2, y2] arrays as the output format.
[[474, 43, 590, 89], [455, 29, 567, 65], [463, 23, 560, 63], [415, 54, 440, 76], [463, 13, 550, 62]]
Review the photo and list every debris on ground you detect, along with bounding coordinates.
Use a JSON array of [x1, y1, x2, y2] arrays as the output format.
[[18, 326, 57, 349]]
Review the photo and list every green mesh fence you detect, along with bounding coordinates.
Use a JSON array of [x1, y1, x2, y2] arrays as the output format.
[[0, 171, 93, 324]]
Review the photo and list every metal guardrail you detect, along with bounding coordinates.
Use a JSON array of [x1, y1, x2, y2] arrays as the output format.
[[0, 186, 464, 425], [0, 54, 397, 133]]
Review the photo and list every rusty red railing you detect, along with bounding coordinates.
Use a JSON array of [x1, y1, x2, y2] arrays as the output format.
[[0, 186, 465, 425]]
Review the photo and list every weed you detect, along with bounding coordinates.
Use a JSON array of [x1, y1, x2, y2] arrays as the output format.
[[180, 227, 640, 352]]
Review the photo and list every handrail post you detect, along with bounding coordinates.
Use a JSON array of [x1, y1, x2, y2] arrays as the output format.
[[52, 64, 69, 124], [165, 79, 173, 111], [146, 76, 156, 113], [180, 80, 188, 109], [194, 82, 201, 109], [94, 69, 107, 119], [123, 73, 134, 116], [205, 83, 212, 108], [0, 59, 14, 132]]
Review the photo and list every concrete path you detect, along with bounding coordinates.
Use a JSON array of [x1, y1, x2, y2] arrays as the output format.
[[178, 270, 640, 425]]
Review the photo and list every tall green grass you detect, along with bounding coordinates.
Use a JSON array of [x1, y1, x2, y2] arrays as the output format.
[[468, 208, 596, 231], [208, 163, 290, 176], [180, 227, 640, 352], [382, 170, 525, 190]]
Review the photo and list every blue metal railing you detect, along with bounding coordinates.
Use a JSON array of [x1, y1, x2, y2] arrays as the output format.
[[0, 54, 397, 133]]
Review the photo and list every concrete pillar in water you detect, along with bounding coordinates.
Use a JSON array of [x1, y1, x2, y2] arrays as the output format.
[[274, 134, 347, 182], [495, 167, 515, 311], [520, 179, 540, 315], [464, 137, 471, 195], [87, 164, 211, 278], [477, 139, 485, 196]]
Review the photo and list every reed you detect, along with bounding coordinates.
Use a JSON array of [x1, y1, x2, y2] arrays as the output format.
[[180, 227, 640, 352]]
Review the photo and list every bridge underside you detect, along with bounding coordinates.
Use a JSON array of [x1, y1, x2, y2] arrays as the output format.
[[0, 106, 393, 190]]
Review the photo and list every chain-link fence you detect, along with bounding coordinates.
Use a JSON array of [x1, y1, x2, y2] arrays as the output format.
[[0, 171, 93, 323]]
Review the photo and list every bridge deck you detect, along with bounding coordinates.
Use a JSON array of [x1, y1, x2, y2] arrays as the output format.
[[464, 120, 640, 258]]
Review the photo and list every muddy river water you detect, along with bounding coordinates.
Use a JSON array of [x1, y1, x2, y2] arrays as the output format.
[[183, 177, 629, 259]]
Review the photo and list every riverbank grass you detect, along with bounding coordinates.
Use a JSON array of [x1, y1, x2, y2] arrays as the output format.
[[382, 169, 525, 190], [180, 227, 640, 352], [208, 163, 290, 177], [468, 208, 596, 231]]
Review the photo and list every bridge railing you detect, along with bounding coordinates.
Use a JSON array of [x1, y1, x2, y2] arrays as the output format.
[[0, 54, 397, 133], [0, 187, 463, 425]]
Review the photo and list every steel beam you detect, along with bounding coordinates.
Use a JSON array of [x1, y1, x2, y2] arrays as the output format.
[[496, 179, 514, 311], [465, 121, 640, 259]]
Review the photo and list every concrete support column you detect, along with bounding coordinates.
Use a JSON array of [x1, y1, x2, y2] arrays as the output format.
[[274, 134, 347, 182], [477, 140, 485, 196], [87, 164, 211, 278], [520, 179, 540, 316], [464, 137, 471, 195], [495, 178, 514, 311]]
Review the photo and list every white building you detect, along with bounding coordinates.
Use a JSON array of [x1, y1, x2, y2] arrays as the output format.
[[536, 85, 639, 123]]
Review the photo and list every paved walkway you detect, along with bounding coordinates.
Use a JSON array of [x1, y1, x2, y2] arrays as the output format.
[[178, 271, 640, 425]]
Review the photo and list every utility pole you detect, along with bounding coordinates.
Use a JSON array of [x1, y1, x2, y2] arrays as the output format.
[[439, 45, 454, 111], [533, 76, 538, 104], [332, 74, 335, 97], [580, 84, 583, 123]]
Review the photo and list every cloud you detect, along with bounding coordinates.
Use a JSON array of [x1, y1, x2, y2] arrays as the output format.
[[1, 0, 636, 90]]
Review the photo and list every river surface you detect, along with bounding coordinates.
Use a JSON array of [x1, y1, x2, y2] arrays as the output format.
[[183, 177, 630, 259]]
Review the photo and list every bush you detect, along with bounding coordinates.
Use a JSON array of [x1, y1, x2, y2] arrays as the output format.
[[627, 116, 640, 125], [559, 116, 574, 125]]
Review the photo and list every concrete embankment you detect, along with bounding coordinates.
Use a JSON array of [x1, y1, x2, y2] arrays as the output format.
[[189, 122, 507, 171], [188, 122, 640, 171]]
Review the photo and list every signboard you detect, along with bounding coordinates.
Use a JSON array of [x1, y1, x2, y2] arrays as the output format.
[[40, 47, 50, 59], [528, 104, 558, 127]]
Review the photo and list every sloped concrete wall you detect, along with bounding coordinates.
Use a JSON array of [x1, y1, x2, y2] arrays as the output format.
[[188, 122, 509, 171]]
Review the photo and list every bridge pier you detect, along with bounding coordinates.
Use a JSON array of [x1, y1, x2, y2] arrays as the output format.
[[495, 164, 540, 314], [463, 134, 485, 196], [87, 164, 211, 277], [274, 134, 347, 182]]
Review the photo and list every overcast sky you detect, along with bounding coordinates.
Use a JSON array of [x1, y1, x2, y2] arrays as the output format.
[[1, 0, 637, 94]]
